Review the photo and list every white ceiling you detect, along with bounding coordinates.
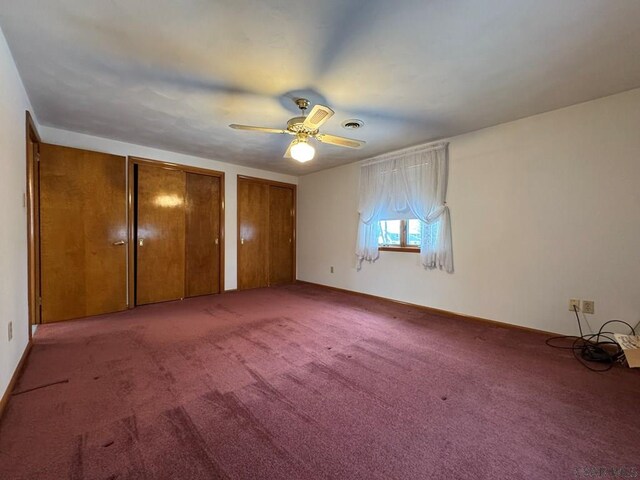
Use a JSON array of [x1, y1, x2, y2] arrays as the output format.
[[1, 0, 640, 175]]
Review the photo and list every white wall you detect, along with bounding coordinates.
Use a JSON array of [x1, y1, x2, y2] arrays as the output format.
[[0, 27, 37, 398], [297, 88, 640, 336], [39, 126, 298, 291]]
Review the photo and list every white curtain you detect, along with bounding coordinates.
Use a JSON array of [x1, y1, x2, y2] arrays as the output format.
[[355, 142, 453, 272]]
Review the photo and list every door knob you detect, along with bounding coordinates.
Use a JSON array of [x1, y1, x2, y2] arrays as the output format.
[[112, 240, 126, 246], [215, 238, 219, 245], [138, 238, 144, 246], [241, 238, 244, 245]]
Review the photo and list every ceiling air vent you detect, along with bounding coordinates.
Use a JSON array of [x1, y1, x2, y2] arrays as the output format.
[[341, 119, 364, 130]]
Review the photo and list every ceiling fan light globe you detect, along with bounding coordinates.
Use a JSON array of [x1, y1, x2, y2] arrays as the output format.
[[290, 141, 315, 163]]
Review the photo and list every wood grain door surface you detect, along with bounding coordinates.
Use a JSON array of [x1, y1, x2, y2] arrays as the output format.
[[185, 173, 221, 297], [237, 178, 295, 290], [136, 164, 186, 305], [237, 179, 269, 289], [39, 144, 128, 323], [268, 185, 294, 285]]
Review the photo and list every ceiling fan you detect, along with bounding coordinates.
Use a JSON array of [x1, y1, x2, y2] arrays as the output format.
[[229, 98, 365, 163]]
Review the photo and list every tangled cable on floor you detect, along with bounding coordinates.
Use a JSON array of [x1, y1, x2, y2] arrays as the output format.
[[546, 306, 636, 372]]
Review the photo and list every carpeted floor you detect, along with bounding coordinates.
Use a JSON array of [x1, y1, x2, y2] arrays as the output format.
[[0, 284, 638, 480]]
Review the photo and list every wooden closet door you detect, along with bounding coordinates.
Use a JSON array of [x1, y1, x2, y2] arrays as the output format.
[[136, 164, 186, 305], [39, 144, 127, 323], [185, 173, 221, 297], [238, 179, 269, 289], [269, 185, 295, 285]]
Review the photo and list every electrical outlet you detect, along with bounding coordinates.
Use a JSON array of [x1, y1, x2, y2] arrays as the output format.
[[8, 321, 13, 341], [330, 266, 334, 273], [569, 299, 580, 312], [582, 300, 595, 315]]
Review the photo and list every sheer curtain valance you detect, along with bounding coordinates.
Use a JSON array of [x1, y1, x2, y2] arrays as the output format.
[[355, 142, 453, 272]]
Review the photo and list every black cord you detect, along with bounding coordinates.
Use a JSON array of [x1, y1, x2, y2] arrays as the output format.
[[574, 305, 584, 338], [545, 306, 636, 372]]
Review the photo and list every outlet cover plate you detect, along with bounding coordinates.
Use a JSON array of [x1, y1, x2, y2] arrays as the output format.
[[582, 300, 595, 315], [569, 299, 580, 312]]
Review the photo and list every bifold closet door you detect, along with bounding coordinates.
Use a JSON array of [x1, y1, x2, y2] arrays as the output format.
[[238, 179, 269, 289], [269, 185, 294, 285], [185, 173, 221, 297], [136, 164, 186, 305], [39, 144, 127, 323], [238, 177, 295, 290]]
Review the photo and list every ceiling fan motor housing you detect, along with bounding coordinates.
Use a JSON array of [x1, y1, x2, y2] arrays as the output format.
[[287, 116, 317, 135]]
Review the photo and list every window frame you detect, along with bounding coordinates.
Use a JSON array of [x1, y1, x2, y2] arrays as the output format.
[[378, 219, 420, 252]]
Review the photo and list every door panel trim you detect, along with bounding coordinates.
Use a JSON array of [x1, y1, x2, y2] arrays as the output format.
[[25, 111, 41, 333], [130, 156, 227, 178]]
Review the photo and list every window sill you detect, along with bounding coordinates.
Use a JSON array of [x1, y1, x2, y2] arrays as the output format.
[[379, 246, 420, 253]]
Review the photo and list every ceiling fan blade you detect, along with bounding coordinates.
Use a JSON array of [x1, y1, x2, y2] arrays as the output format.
[[303, 104, 334, 130], [315, 133, 365, 149], [229, 124, 290, 134], [283, 140, 295, 158]]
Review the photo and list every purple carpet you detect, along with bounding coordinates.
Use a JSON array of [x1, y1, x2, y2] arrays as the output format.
[[1, 284, 638, 479]]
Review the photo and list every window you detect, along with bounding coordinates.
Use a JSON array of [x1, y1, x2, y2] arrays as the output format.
[[406, 219, 422, 246], [378, 219, 421, 251], [356, 142, 452, 271], [378, 220, 402, 246]]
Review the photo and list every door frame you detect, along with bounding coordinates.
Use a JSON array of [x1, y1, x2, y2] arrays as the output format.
[[25, 111, 41, 335], [128, 157, 226, 306], [237, 175, 297, 289]]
